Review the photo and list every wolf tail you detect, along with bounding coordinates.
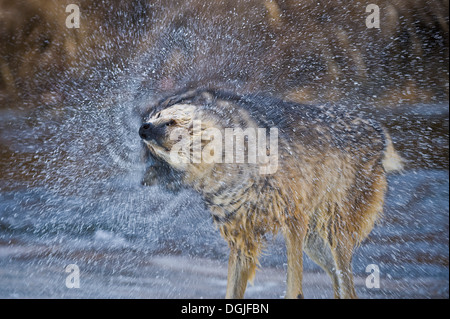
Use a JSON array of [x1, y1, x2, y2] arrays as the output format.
[[382, 129, 404, 173]]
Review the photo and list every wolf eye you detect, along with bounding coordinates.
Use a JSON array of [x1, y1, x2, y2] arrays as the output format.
[[166, 119, 176, 126], [156, 112, 161, 119]]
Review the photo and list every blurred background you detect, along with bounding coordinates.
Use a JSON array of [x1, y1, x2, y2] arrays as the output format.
[[0, 0, 448, 298]]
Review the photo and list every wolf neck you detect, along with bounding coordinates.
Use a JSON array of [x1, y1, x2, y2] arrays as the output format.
[[202, 180, 255, 223], [199, 173, 278, 227]]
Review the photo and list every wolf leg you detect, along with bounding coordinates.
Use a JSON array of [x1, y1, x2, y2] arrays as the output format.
[[304, 230, 341, 298], [225, 247, 257, 299], [331, 240, 358, 299]]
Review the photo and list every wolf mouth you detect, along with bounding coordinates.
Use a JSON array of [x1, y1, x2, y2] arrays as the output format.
[[143, 139, 170, 153]]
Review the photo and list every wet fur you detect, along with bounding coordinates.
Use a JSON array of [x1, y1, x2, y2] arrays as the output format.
[[141, 88, 402, 299]]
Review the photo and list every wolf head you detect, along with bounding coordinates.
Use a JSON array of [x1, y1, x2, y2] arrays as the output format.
[[139, 89, 279, 190]]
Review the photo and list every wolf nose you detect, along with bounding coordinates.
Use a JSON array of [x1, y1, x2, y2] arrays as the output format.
[[139, 123, 154, 140]]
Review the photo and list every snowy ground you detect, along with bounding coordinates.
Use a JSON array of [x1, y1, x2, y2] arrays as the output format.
[[0, 169, 448, 299], [0, 243, 446, 299]]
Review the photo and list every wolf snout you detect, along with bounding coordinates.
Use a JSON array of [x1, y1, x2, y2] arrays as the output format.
[[139, 122, 156, 140]]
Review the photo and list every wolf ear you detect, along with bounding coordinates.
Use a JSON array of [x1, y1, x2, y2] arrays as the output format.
[[193, 91, 214, 105], [160, 89, 198, 108], [159, 88, 215, 108]]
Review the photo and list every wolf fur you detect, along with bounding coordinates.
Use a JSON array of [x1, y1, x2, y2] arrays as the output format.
[[140, 88, 403, 299]]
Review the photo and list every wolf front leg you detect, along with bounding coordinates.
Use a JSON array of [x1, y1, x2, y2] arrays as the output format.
[[225, 247, 257, 299]]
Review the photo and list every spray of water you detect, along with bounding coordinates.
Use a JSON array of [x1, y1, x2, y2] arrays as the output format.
[[0, 0, 448, 298]]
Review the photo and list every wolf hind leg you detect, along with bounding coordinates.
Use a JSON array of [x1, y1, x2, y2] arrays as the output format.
[[304, 229, 342, 299], [331, 238, 358, 299]]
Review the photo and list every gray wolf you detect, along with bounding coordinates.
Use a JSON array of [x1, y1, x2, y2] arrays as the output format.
[[139, 88, 403, 299]]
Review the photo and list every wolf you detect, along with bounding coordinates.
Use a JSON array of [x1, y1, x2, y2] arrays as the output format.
[[139, 88, 403, 299]]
